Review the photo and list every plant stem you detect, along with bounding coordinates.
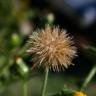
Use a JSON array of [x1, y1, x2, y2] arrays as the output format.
[[81, 65, 96, 90], [22, 79, 27, 96], [41, 67, 49, 96]]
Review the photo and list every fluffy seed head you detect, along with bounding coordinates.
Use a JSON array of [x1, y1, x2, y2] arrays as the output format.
[[27, 25, 77, 71]]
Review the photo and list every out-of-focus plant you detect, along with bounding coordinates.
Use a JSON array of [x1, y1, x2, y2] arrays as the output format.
[[0, 0, 35, 95], [80, 45, 96, 90], [50, 87, 86, 96]]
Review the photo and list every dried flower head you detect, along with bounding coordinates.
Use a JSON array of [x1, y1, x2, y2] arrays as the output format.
[[27, 25, 77, 71]]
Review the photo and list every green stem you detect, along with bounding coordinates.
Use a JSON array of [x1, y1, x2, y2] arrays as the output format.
[[81, 65, 96, 90], [22, 79, 27, 96], [41, 67, 49, 96]]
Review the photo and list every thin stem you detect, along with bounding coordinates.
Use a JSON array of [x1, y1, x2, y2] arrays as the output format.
[[22, 79, 27, 96], [41, 67, 49, 96], [81, 65, 96, 90]]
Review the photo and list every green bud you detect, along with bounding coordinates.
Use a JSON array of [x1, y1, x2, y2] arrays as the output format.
[[16, 58, 29, 77], [11, 33, 20, 46], [47, 13, 54, 24]]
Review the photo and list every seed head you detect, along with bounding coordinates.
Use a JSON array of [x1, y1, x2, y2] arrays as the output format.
[[27, 25, 77, 71]]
